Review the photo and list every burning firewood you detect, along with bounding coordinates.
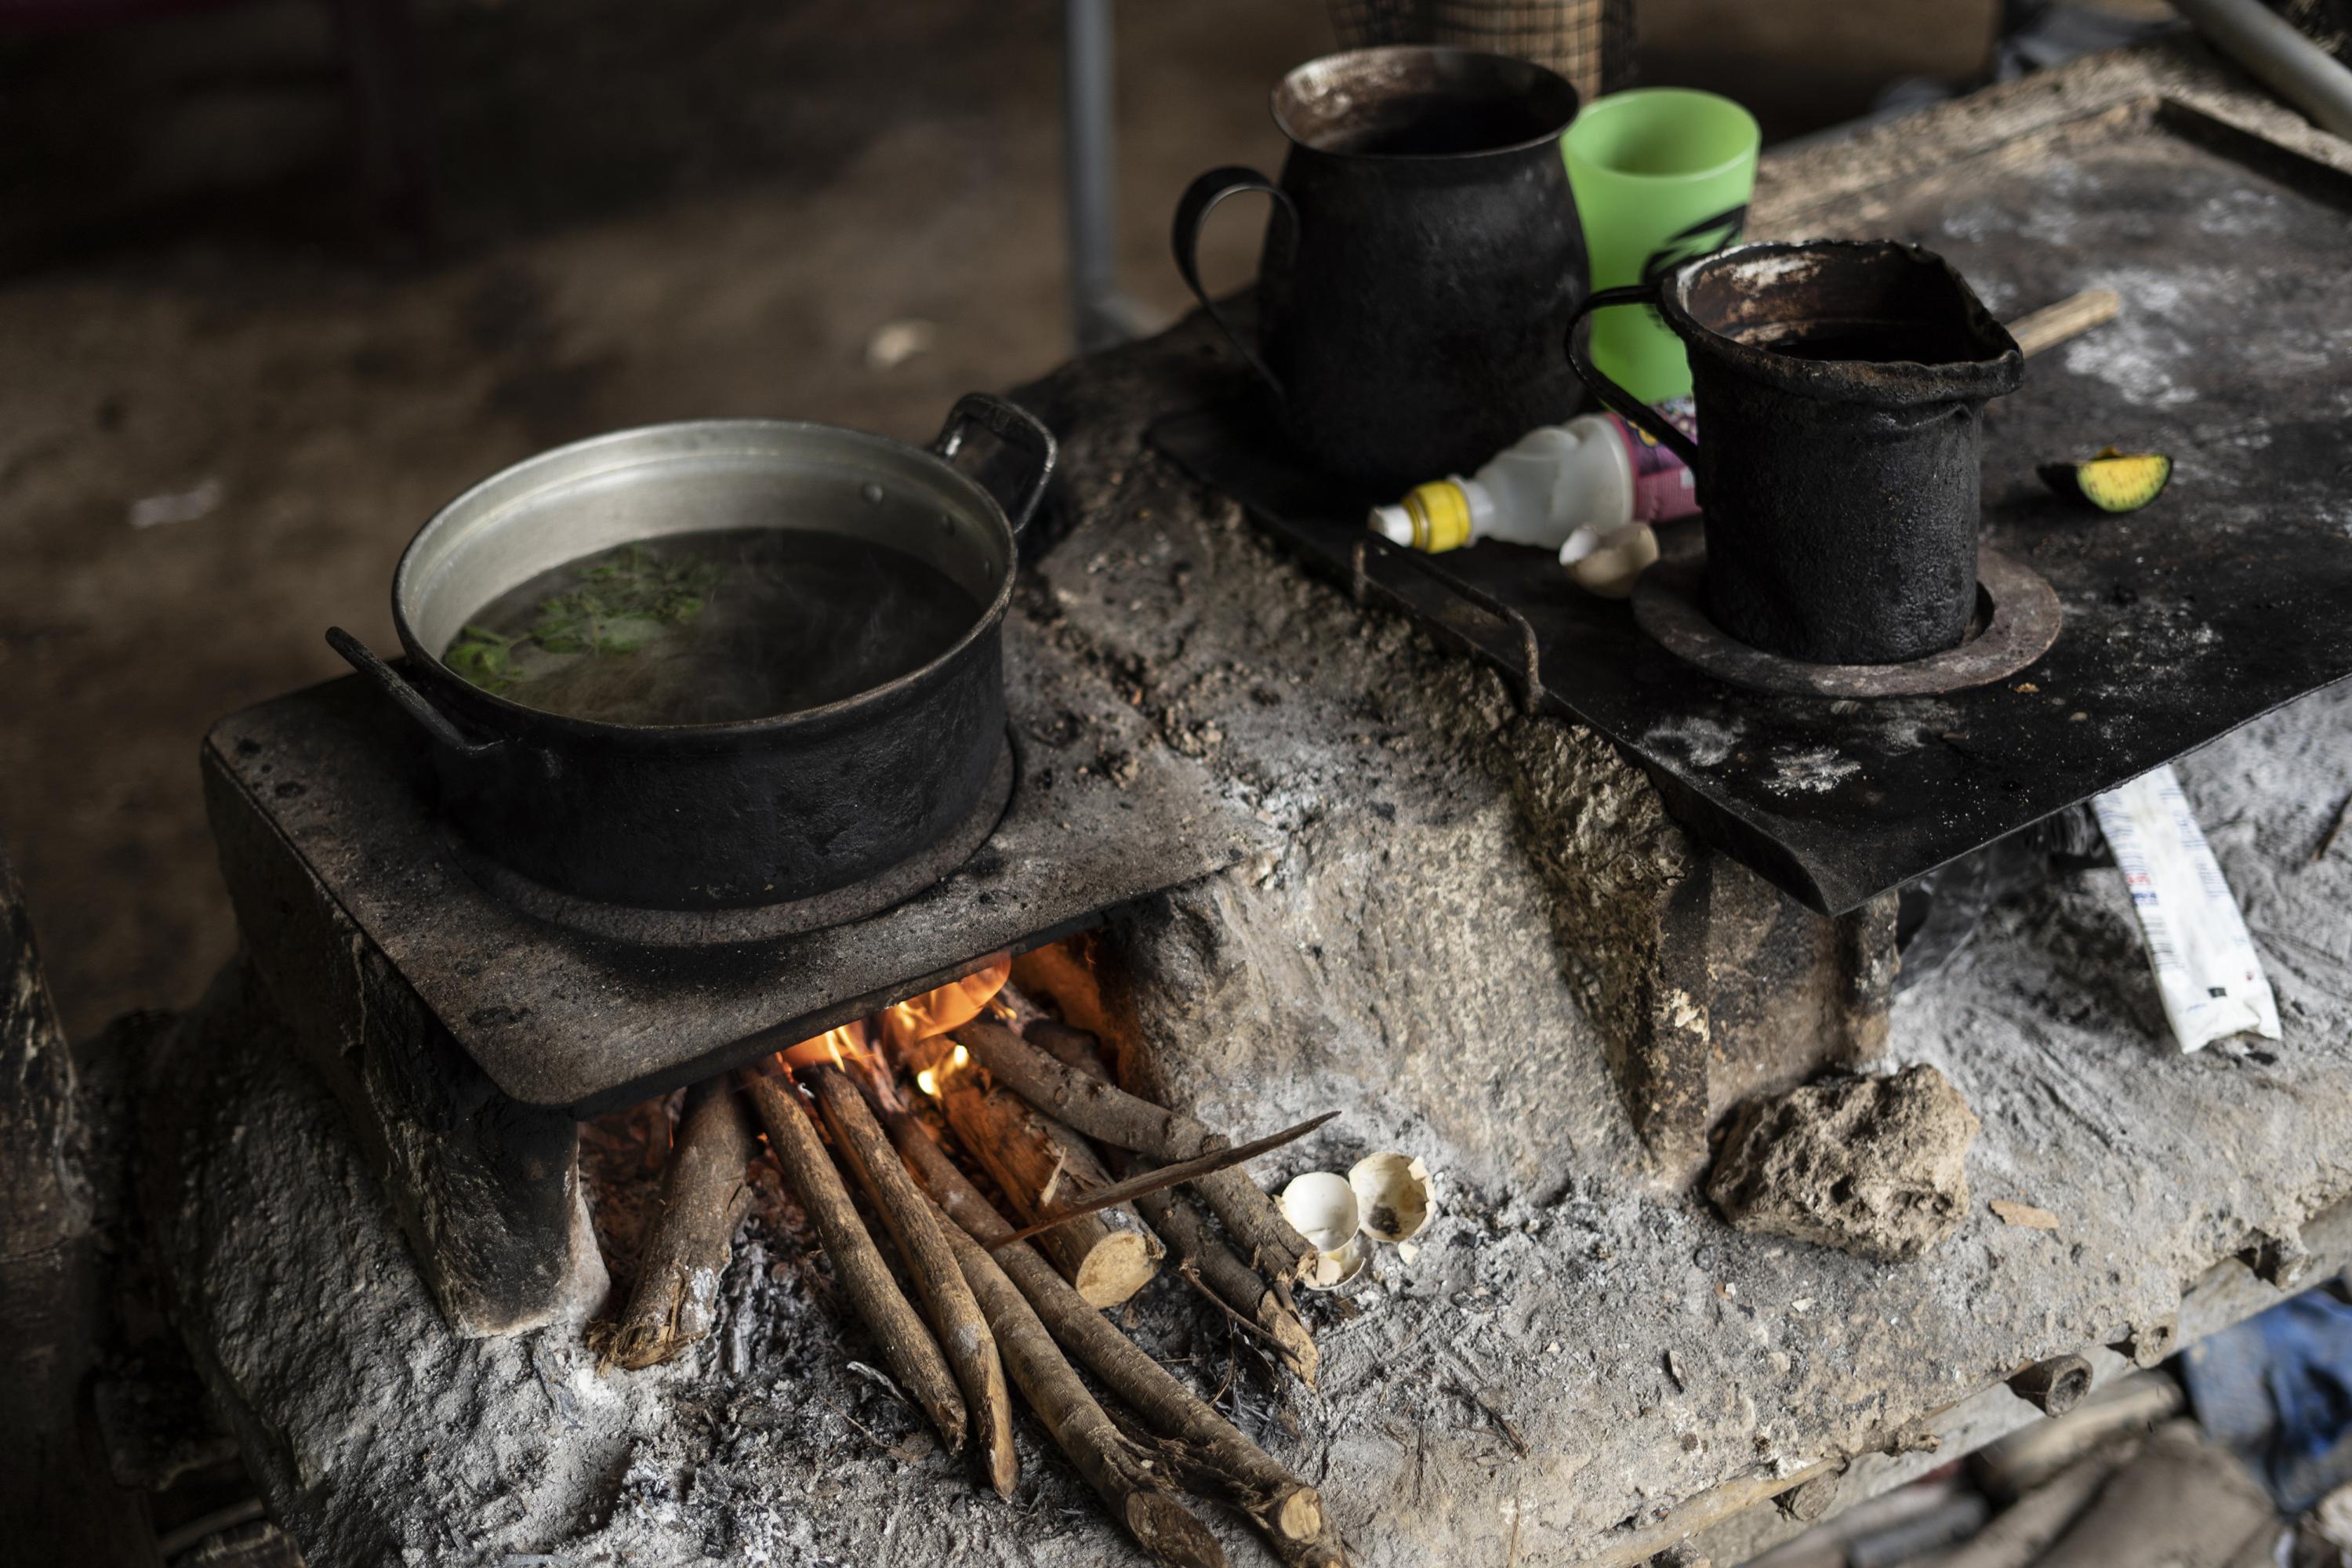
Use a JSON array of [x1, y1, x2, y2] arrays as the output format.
[[586, 1079, 757, 1370], [920, 1048, 1162, 1307], [925, 1193, 1229, 1568], [738, 1061, 969, 1454], [803, 1062, 1019, 1497], [892, 1112, 1349, 1567], [951, 1017, 1319, 1289], [1026, 1018, 1319, 1385]]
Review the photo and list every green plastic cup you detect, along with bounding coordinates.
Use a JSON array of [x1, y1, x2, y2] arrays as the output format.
[[1563, 89, 1762, 404]]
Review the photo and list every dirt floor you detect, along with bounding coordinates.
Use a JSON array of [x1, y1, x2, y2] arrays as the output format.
[[0, 0, 2005, 1040]]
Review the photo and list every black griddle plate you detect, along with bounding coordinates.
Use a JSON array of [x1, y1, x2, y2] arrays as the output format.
[[1153, 100, 2352, 914]]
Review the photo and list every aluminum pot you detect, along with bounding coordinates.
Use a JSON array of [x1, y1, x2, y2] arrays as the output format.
[[327, 394, 1054, 914]]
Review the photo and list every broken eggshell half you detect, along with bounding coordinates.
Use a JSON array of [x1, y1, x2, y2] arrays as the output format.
[[1308, 1233, 1372, 1290], [1348, 1151, 1434, 1243], [1279, 1171, 1371, 1290]]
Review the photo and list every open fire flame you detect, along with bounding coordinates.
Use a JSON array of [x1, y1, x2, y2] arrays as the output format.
[[777, 1020, 868, 1073], [768, 953, 1010, 1103], [892, 953, 1010, 1098]]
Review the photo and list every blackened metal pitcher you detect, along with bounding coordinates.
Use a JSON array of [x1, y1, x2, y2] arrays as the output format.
[[1174, 47, 1585, 491], [1570, 240, 2024, 665]]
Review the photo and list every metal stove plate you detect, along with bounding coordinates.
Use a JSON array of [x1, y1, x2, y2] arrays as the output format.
[[1152, 100, 2352, 915], [203, 625, 1275, 1112], [1632, 545, 2063, 699], [445, 739, 1018, 948]]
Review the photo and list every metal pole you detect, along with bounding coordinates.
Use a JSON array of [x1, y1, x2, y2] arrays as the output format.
[[2170, 0, 2352, 141], [1062, 0, 1138, 354]]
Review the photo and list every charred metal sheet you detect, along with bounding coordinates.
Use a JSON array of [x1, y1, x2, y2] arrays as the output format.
[[1632, 545, 2063, 699], [203, 623, 1272, 1113], [1154, 98, 2352, 915]]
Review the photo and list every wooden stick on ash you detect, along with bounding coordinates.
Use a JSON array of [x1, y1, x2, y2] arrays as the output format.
[[1027, 1019, 1319, 1387], [953, 1017, 1318, 1287], [738, 1063, 968, 1454], [924, 1052, 1160, 1307], [587, 1079, 758, 1370], [895, 1114, 1348, 1567], [804, 1062, 1018, 1497], [926, 1192, 1228, 1568], [2008, 287, 2121, 358]]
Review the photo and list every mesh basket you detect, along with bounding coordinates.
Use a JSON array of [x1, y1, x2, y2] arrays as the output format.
[[1327, 0, 1637, 103]]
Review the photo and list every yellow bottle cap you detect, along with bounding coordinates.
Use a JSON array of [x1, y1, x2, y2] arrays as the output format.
[[1403, 481, 1473, 553]]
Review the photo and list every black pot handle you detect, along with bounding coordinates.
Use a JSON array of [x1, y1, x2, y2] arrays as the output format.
[[1566, 283, 1703, 469], [1171, 165, 1295, 401], [931, 393, 1058, 535], [326, 626, 504, 760]]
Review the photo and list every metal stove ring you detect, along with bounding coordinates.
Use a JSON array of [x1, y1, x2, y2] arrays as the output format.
[[446, 733, 1016, 949], [1631, 546, 2061, 699]]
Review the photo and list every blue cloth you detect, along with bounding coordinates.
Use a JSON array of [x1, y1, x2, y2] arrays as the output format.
[[2183, 1289, 2352, 1512]]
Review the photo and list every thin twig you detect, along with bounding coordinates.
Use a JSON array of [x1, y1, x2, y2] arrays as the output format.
[[2314, 791, 2352, 864], [1448, 1380, 1528, 1458], [1174, 1261, 1295, 1356], [952, 1018, 1318, 1283], [815, 1392, 896, 1455], [991, 1112, 1338, 1248]]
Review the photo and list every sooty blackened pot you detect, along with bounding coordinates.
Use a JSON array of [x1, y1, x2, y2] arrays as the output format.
[[328, 394, 1053, 913], [1570, 241, 2024, 665]]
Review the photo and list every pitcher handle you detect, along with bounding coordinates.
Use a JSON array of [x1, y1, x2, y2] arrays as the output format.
[[1171, 165, 1296, 402], [1566, 284, 1702, 468]]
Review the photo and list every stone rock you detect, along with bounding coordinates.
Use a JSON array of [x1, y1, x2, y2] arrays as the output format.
[[1705, 1065, 1979, 1261]]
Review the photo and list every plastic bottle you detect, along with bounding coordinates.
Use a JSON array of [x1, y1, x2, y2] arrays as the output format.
[[1367, 399, 1700, 557]]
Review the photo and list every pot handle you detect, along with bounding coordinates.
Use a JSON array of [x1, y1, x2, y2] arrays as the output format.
[[1171, 165, 1295, 401], [931, 393, 1058, 535], [1566, 283, 1703, 469], [325, 626, 504, 761]]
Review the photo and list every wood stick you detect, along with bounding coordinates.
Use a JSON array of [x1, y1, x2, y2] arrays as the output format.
[[2006, 1353, 2093, 1417], [1136, 1181, 1319, 1386], [2034, 1421, 2272, 1568], [1974, 1370, 2183, 1501], [959, 1015, 1214, 1157], [805, 1063, 1018, 1497], [992, 1111, 1339, 1248], [2008, 288, 2120, 358], [895, 1116, 1345, 1566], [1026, 1015, 1115, 1072], [1107, 1407, 1346, 1568], [927, 1192, 1227, 1568], [1024, 1016, 1318, 1385], [953, 1017, 1318, 1283], [738, 1064, 967, 1453], [586, 1079, 757, 1370], [1932, 1441, 2134, 1568], [928, 1058, 1160, 1306]]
